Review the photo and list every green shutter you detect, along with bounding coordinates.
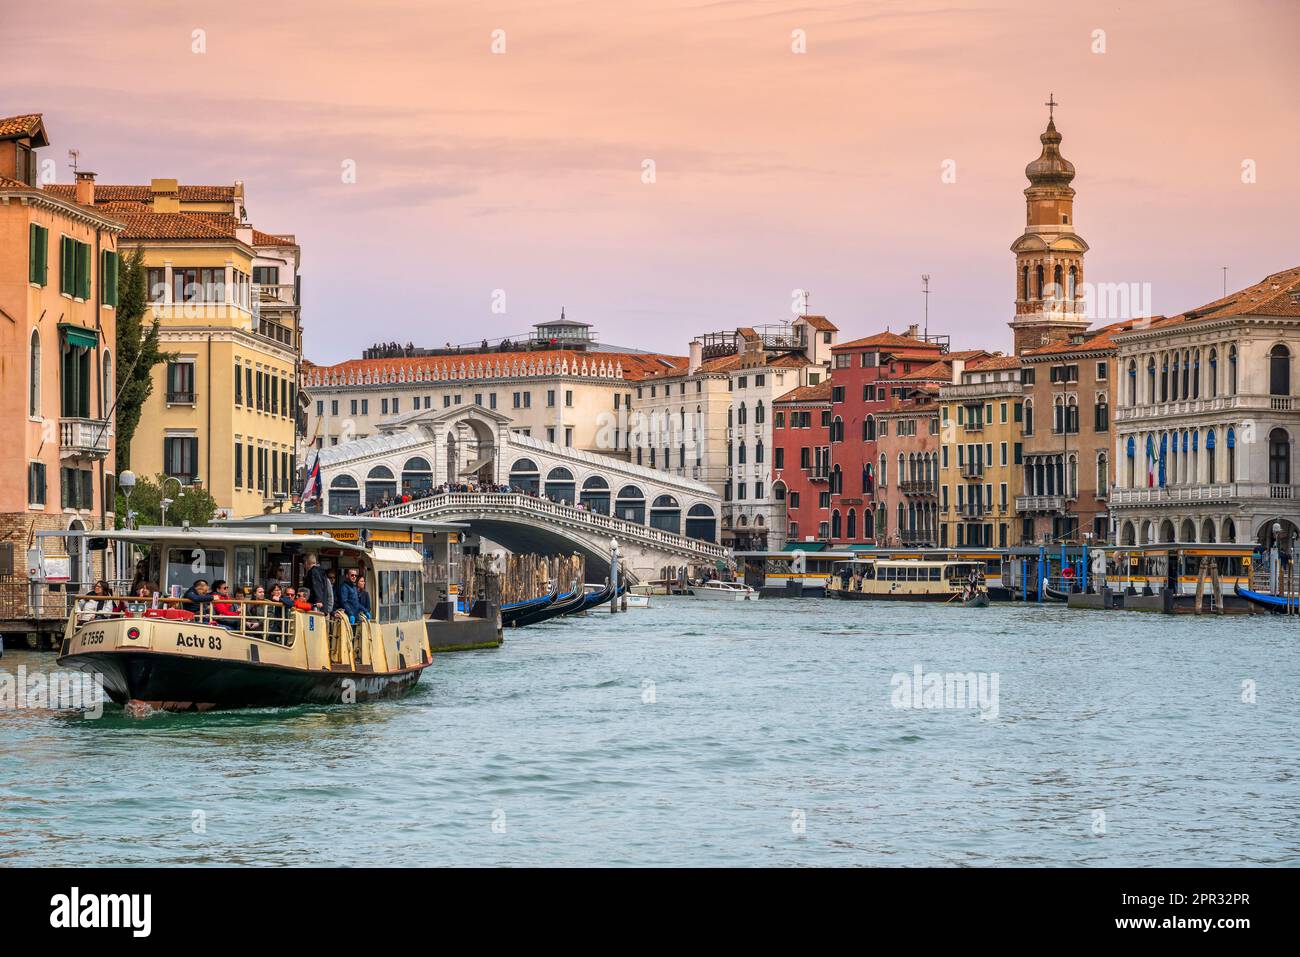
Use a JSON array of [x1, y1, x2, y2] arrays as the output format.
[[28, 225, 38, 283], [60, 236, 74, 294], [78, 243, 92, 300], [101, 250, 119, 306], [38, 226, 48, 285]]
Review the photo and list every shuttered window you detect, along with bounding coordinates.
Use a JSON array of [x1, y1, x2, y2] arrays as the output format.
[[28, 224, 48, 285], [100, 250, 119, 306], [60, 236, 75, 294]]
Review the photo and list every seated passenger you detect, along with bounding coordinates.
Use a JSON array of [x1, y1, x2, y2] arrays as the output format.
[[211, 580, 241, 629], [182, 579, 215, 618]]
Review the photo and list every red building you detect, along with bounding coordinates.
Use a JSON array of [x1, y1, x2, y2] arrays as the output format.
[[771, 380, 832, 543]]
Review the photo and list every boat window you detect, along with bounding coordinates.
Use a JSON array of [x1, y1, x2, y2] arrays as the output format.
[[862, 564, 875, 580], [165, 548, 227, 596], [234, 547, 256, 588], [930, 567, 941, 581]]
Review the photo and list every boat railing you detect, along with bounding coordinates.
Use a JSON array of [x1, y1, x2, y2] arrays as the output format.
[[68, 595, 301, 647]]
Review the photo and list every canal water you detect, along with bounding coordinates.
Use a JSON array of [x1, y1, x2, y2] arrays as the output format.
[[1, 599, 1295, 866]]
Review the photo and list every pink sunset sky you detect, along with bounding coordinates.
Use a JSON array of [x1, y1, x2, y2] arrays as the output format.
[[4, 0, 1298, 363]]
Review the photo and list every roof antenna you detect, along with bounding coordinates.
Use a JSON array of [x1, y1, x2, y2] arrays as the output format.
[[1222, 266, 1228, 298], [67, 149, 79, 176], [921, 274, 931, 340]]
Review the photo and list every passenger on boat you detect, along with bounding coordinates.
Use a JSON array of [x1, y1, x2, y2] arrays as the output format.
[[303, 553, 334, 615], [266, 584, 290, 643], [356, 575, 372, 620], [123, 582, 156, 616], [76, 580, 116, 623], [211, 580, 241, 629], [182, 579, 215, 617], [244, 585, 268, 634], [337, 568, 362, 623], [293, 588, 314, 612]]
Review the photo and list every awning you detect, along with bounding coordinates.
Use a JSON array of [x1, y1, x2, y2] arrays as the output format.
[[59, 323, 99, 349], [459, 454, 495, 477]]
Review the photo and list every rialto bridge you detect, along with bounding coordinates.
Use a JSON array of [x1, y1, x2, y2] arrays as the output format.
[[313, 405, 726, 579]]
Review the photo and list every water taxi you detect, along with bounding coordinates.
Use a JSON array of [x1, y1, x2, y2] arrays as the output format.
[[56, 518, 457, 711], [827, 558, 986, 602], [691, 580, 759, 601]]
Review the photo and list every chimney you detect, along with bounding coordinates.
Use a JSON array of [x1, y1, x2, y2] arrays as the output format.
[[950, 359, 965, 384], [150, 178, 180, 213], [74, 170, 96, 206], [906, 323, 919, 338], [688, 340, 702, 375]]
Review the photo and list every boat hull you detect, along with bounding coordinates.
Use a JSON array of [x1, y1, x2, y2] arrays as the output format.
[[57, 650, 429, 711], [1233, 582, 1300, 613], [827, 589, 965, 602]]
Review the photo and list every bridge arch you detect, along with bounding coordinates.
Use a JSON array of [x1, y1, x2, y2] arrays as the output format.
[[580, 475, 611, 514], [545, 466, 576, 504], [329, 474, 360, 514], [685, 503, 717, 543], [401, 456, 433, 493], [365, 465, 396, 506], [650, 494, 681, 535], [509, 457, 540, 494], [615, 484, 646, 523]]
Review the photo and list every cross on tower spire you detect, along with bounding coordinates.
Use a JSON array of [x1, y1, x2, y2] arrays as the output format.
[[1045, 92, 1058, 120]]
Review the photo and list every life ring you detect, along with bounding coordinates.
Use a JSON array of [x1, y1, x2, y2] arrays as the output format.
[[1062, 566, 1075, 579]]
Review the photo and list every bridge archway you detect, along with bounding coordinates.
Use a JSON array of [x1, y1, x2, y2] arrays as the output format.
[[615, 485, 645, 523], [580, 475, 610, 514], [365, 465, 396, 506], [650, 494, 681, 535], [545, 467, 576, 504], [329, 474, 359, 514], [402, 456, 432, 493], [685, 503, 716, 542], [509, 458, 540, 494]]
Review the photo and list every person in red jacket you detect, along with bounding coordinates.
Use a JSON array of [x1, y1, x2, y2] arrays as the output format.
[[211, 580, 241, 629]]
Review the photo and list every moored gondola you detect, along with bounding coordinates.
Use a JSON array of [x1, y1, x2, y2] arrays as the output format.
[[1233, 582, 1300, 613]]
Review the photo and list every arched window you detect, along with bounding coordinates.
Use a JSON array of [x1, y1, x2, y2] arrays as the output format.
[[401, 456, 432, 493], [685, 503, 716, 542], [1035, 264, 1044, 299], [1096, 452, 1109, 495], [650, 494, 681, 534], [328, 474, 359, 514], [737, 403, 747, 425], [755, 440, 765, 464], [1147, 358, 1156, 403], [544, 467, 575, 504], [831, 510, 841, 539], [1052, 264, 1063, 299], [364, 465, 396, 506], [1270, 344, 1291, 397], [580, 475, 610, 514], [1022, 266, 1031, 301], [508, 458, 540, 494], [1095, 392, 1108, 431], [1206, 429, 1216, 483], [1227, 427, 1236, 482], [1208, 348, 1218, 398], [737, 442, 747, 465], [615, 485, 646, 523], [1023, 398, 1034, 436], [1126, 360, 1137, 406], [864, 415, 876, 441], [846, 508, 857, 540], [102, 351, 112, 413], [1067, 265, 1077, 299], [755, 401, 765, 425], [28, 330, 40, 417], [1269, 429, 1290, 486], [879, 453, 887, 487], [1228, 346, 1238, 394]]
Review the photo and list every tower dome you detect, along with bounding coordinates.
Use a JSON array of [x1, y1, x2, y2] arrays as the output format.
[[1025, 117, 1075, 187]]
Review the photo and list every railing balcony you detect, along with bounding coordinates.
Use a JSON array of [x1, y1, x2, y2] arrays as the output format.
[[1115, 392, 1297, 422], [1015, 494, 1066, 513], [899, 479, 937, 496], [166, 390, 196, 405], [957, 504, 987, 520], [60, 417, 112, 459], [960, 462, 984, 479], [254, 283, 297, 306], [1105, 482, 1300, 506]]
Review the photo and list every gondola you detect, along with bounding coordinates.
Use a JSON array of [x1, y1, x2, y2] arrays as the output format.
[[511, 583, 586, 627], [500, 591, 556, 628], [963, 593, 990, 607], [1042, 582, 1075, 602], [1233, 582, 1300, 614], [571, 580, 622, 615]]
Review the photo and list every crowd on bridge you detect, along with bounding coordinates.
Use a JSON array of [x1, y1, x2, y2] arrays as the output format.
[[339, 481, 574, 517]]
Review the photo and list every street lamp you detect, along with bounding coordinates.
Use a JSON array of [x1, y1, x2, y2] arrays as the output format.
[[118, 470, 137, 530], [160, 476, 183, 526]]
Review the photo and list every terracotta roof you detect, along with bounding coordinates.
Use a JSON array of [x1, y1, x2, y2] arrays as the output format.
[[966, 355, 1021, 372], [894, 360, 955, 381], [799, 314, 838, 332], [252, 228, 294, 246], [832, 330, 942, 351], [775, 380, 833, 403], [762, 353, 816, 369], [0, 113, 45, 142], [44, 183, 237, 204], [637, 353, 739, 380], [303, 350, 687, 385], [103, 209, 243, 241], [1143, 266, 1300, 328], [1022, 319, 1139, 357], [0, 174, 31, 189]]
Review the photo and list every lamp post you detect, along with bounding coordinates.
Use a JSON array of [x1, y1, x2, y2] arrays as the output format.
[[160, 476, 183, 527], [609, 538, 619, 614]]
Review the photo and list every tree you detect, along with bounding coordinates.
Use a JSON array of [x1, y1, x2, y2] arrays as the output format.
[[115, 474, 218, 529], [114, 246, 170, 472]]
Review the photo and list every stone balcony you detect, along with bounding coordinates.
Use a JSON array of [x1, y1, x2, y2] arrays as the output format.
[[1114, 393, 1297, 423], [1015, 494, 1067, 513], [60, 417, 112, 459], [1108, 482, 1300, 507]]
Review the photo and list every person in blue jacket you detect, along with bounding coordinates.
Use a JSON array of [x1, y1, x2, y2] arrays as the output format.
[[337, 567, 362, 623], [356, 573, 373, 620]]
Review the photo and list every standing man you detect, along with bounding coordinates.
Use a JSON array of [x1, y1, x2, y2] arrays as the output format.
[[303, 553, 334, 616]]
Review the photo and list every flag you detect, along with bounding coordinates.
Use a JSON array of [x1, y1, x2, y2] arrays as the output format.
[[1158, 433, 1167, 488], [302, 451, 322, 502], [1146, 434, 1155, 487]]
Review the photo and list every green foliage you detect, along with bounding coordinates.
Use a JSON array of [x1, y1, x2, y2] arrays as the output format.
[[115, 474, 218, 529], [114, 247, 171, 472]]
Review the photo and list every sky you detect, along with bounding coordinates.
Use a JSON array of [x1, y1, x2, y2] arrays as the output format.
[[4, 0, 1298, 364]]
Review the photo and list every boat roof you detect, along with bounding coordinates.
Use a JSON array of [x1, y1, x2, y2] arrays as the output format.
[[216, 513, 466, 533], [89, 529, 368, 552]]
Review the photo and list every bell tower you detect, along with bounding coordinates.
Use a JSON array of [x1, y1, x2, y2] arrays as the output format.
[[1009, 95, 1091, 355]]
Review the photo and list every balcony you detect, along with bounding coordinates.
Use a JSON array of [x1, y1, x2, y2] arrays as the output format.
[[166, 390, 196, 406], [960, 462, 984, 480], [899, 479, 937, 497], [963, 421, 985, 433], [60, 417, 112, 459], [956, 504, 987, 520], [1115, 393, 1296, 423], [254, 283, 297, 306], [1015, 494, 1066, 513], [1106, 482, 1300, 507]]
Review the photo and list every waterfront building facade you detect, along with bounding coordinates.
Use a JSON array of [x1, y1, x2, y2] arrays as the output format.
[[938, 357, 1025, 548], [873, 387, 941, 546], [1017, 321, 1130, 544], [0, 114, 123, 601], [1109, 267, 1300, 546], [771, 380, 832, 543], [45, 177, 303, 519]]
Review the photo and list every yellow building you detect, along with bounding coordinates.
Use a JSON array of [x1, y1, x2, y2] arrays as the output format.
[[52, 180, 301, 518], [938, 356, 1025, 548]]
